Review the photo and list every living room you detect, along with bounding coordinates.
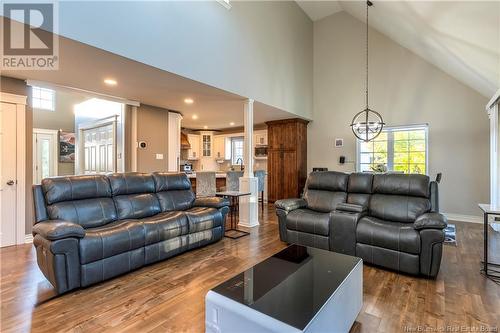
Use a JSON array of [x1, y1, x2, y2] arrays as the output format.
[[0, 1, 499, 332]]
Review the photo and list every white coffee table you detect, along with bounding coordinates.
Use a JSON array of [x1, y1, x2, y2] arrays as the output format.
[[206, 245, 363, 333]]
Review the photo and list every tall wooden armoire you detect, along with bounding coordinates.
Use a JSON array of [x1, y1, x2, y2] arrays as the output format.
[[266, 118, 309, 202]]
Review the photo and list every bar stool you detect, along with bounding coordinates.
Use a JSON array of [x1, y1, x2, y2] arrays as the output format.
[[226, 171, 244, 191], [254, 170, 266, 214], [196, 172, 216, 197]]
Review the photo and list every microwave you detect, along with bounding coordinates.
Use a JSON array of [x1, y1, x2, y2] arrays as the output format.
[[254, 146, 268, 158]]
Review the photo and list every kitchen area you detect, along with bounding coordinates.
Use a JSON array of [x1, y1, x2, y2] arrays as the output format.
[[179, 126, 269, 200]]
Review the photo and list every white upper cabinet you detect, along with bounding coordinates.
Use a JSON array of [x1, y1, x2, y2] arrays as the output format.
[[214, 135, 232, 160], [199, 131, 213, 158], [254, 131, 268, 146], [187, 134, 200, 160]]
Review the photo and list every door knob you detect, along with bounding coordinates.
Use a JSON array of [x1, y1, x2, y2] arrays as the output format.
[[6, 180, 15, 186]]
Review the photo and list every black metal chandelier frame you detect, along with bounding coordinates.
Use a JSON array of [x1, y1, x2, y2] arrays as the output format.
[[350, 0, 385, 143]]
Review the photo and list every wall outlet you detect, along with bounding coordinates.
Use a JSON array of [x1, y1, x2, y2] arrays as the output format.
[[156, 154, 164, 160]]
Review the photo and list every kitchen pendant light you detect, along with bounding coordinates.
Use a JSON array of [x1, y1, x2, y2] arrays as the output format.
[[350, 0, 385, 142]]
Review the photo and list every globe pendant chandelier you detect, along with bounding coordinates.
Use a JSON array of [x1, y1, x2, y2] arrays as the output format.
[[350, 1, 385, 142]]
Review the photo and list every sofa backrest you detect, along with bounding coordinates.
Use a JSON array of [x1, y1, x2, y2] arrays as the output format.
[[108, 173, 161, 220], [369, 173, 431, 223], [41, 175, 117, 228], [303, 171, 348, 213], [152, 172, 195, 212], [346, 173, 373, 207]]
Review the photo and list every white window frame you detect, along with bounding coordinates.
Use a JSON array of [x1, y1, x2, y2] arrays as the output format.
[[32, 86, 55, 111], [231, 136, 244, 165], [356, 124, 429, 174]]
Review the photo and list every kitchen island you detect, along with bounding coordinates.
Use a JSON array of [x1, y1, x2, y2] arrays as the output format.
[[186, 172, 227, 193]]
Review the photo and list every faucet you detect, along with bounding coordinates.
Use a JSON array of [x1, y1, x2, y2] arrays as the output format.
[[235, 158, 244, 171]]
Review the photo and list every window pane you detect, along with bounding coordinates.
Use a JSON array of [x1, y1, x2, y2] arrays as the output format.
[[359, 164, 372, 172], [394, 131, 408, 141], [394, 152, 409, 165], [394, 140, 408, 152], [409, 140, 425, 151], [394, 164, 409, 173], [40, 89, 53, 100], [374, 132, 387, 141], [410, 164, 425, 174], [359, 141, 373, 153], [373, 141, 387, 153], [373, 153, 387, 164], [41, 99, 52, 110], [359, 153, 372, 164], [410, 152, 426, 164], [409, 130, 425, 140]]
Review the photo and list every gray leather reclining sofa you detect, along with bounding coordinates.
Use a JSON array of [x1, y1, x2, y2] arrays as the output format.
[[32, 172, 230, 294], [275, 172, 447, 277]]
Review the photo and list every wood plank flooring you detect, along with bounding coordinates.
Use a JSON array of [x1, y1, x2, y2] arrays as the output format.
[[1, 205, 499, 332]]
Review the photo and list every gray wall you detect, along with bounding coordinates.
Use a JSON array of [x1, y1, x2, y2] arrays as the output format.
[[57, 1, 313, 119], [135, 104, 169, 173], [310, 12, 490, 217]]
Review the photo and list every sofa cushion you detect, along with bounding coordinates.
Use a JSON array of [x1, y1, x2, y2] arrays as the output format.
[[369, 194, 430, 223], [141, 211, 189, 245], [286, 209, 330, 236], [42, 175, 111, 205], [347, 173, 373, 207], [113, 194, 161, 220], [372, 174, 430, 198], [79, 220, 146, 264], [47, 198, 118, 228], [152, 172, 195, 212], [306, 171, 349, 192], [304, 190, 346, 213], [356, 216, 421, 254], [108, 172, 156, 195], [185, 207, 223, 233]]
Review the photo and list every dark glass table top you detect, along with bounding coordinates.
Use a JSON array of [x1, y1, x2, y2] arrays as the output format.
[[211, 245, 362, 330]]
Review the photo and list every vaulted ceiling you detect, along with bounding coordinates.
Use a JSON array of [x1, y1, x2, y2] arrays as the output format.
[[297, 0, 500, 98]]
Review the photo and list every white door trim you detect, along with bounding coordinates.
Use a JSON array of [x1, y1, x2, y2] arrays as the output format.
[[1, 92, 27, 245], [33, 128, 59, 182]]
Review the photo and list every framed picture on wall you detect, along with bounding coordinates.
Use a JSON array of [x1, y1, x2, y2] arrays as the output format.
[[59, 131, 75, 163]]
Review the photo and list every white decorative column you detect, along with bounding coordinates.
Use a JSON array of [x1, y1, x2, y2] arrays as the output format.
[[239, 99, 259, 227], [167, 112, 183, 172], [487, 98, 500, 209]]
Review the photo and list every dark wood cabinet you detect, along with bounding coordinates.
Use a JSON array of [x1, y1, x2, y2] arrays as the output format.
[[266, 118, 309, 202]]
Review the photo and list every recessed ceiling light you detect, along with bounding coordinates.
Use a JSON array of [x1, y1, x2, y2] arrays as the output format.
[[192, 114, 198, 120], [184, 98, 194, 104], [104, 78, 117, 86], [203, 125, 208, 129], [229, 122, 235, 126]]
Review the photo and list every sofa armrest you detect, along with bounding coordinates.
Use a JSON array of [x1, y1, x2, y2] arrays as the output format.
[[32, 220, 85, 241], [336, 202, 367, 214], [275, 198, 307, 213], [413, 213, 448, 230], [193, 197, 230, 209]]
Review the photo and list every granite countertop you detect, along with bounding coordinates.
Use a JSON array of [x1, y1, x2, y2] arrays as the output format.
[[186, 172, 227, 179]]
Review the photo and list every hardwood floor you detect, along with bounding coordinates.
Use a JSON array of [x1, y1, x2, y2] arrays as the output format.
[[1, 206, 499, 332]]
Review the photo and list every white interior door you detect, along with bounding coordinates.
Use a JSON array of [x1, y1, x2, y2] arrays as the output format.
[[33, 130, 58, 184], [0, 102, 18, 247], [83, 123, 115, 174]]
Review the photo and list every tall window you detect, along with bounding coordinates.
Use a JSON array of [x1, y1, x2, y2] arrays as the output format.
[[32, 86, 55, 111], [357, 125, 428, 174], [231, 137, 244, 165]]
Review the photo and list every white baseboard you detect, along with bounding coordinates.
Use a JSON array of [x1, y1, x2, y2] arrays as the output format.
[[24, 234, 33, 244], [444, 213, 482, 224]]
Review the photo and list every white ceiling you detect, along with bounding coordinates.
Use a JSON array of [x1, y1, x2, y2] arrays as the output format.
[[1, 18, 295, 130], [297, 0, 500, 98]]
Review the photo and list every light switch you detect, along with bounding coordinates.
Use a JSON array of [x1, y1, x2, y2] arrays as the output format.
[[156, 154, 164, 160]]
